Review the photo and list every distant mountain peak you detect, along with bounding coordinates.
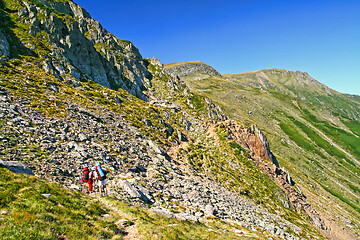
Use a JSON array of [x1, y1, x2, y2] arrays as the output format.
[[164, 61, 221, 77]]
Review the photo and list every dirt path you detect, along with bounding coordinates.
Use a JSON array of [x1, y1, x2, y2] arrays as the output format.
[[98, 198, 142, 240]]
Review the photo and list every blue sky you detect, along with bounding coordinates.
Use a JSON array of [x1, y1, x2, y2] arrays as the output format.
[[73, 0, 360, 95]]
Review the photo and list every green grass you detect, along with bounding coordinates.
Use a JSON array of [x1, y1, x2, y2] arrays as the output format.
[[28, 0, 67, 17], [279, 122, 325, 158], [290, 117, 347, 160], [320, 183, 360, 214], [301, 109, 360, 163], [0, 167, 121, 239], [342, 119, 360, 137], [348, 183, 360, 194]]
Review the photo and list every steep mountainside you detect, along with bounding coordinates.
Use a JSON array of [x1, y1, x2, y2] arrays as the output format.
[[0, 0, 359, 239], [179, 66, 360, 239]]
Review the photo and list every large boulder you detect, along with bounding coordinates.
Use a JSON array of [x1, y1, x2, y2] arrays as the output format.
[[0, 160, 34, 175]]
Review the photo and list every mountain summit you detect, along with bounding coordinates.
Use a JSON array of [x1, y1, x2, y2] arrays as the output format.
[[165, 61, 221, 77]]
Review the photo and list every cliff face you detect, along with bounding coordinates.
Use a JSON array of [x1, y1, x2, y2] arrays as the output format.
[[4, 0, 152, 99]]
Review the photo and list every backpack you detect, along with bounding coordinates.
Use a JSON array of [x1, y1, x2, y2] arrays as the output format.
[[95, 164, 106, 180], [100, 171, 107, 181], [83, 167, 89, 182]]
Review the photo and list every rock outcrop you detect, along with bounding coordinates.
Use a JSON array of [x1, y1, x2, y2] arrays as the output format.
[[223, 120, 279, 167], [220, 120, 326, 230], [0, 30, 10, 59], [16, 0, 152, 99], [205, 97, 228, 122]]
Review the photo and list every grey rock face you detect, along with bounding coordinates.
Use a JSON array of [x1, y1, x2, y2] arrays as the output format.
[[0, 30, 10, 59], [204, 204, 215, 217], [205, 97, 228, 122], [78, 133, 88, 142], [18, 8, 29, 17], [19, 0, 151, 100], [150, 207, 175, 218], [165, 62, 221, 77]]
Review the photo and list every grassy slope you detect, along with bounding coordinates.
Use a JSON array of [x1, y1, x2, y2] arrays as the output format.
[[0, 45, 324, 240], [0, 167, 120, 239], [181, 71, 360, 234], [0, 60, 264, 238]]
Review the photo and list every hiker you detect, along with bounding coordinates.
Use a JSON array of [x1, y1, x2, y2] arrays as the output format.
[[88, 167, 94, 194], [81, 166, 94, 194], [91, 167, 97, 193], [95, 162, 108, 197]]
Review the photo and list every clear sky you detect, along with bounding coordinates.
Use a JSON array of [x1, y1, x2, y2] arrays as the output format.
[[73, 0, 360, 96]]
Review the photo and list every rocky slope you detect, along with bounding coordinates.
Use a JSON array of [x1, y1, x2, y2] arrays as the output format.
[[220, 120, 325, 230]]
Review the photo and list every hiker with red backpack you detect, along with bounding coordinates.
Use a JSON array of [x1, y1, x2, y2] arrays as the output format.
[[95, 162, 107, 197], [81, 166, 94, 194]]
